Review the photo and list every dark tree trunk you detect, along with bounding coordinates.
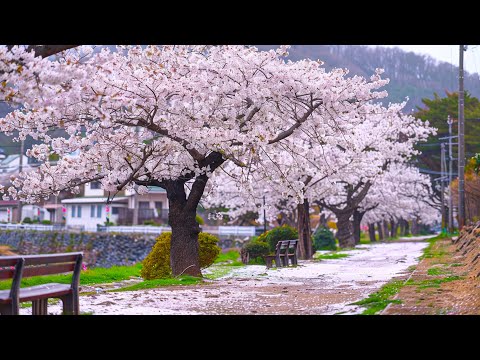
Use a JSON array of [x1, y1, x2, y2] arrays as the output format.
[[368, 223, 376, 242], [318, 180, 373, 249], [390, 219, 398, 238], [377, 221, 384, 240], [404, 220, 410, 236], [165, 179, 202, 277], [353, 209, 365, 245], [336, 211, 355, 248], [159, 151, 225, 277], [411, 218, 419, 235], [297, 199, 313, 259], [399, 219, 405, 236], [383, 220, 389, 239]]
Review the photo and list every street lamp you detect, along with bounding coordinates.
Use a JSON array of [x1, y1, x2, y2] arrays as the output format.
[[263, 194, 267, 234]]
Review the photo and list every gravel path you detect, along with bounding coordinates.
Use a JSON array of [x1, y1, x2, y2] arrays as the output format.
[[20, 239, 430, 315]]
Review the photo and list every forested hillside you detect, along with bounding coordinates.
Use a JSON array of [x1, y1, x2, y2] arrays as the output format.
[[257, 45, 480, 111]]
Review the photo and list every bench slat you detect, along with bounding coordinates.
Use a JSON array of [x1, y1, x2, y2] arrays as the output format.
[[23, 253, 82, 266], [22, 263, 75, 278], [18, 283, 72, 302], [0, 258, 21, 267]]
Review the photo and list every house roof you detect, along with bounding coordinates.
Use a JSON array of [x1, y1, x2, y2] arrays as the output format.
[[61, 197, 128, 204], [43, 203, 64, 210]]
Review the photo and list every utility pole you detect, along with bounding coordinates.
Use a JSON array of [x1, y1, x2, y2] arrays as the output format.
[[447, 115, 454, 232], [17, 139, 24, 223], [440, 143, 446, 231], [458, 45, 467, 229], [263, 194, 267, 234]]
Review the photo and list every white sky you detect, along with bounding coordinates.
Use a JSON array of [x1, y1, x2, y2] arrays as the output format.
[[374, 45, 480, 75]]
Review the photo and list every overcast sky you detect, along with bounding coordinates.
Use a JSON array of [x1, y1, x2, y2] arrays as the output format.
[[374, 45, 480, 75]]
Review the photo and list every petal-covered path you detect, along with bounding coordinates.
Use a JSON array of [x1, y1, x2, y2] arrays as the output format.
[[21, 239, 430, 315]]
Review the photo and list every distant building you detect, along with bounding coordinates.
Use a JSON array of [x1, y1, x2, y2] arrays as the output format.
[[0, 202, 48, 223], [61, 181, 169, 231]]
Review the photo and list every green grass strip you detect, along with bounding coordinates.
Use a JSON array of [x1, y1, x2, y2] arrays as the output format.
[[314, 253, 350, 260], [112, 276, 202, 292], [351, 280, 404, 315], [0, 263, 142, 290]]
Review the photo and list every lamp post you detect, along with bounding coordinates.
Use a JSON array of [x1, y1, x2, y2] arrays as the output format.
[[263, 194, 267, 234]]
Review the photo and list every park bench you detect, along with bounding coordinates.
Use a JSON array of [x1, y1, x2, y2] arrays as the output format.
[[264, 240, 298, 269], [0, 252, 83, 315]]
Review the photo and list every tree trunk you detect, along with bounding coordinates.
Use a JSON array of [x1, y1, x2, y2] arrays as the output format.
[[399, 219, 405, 236], [383, 220, 389, 239], [336, 211, 355, 248], [297, 199, 313, 259], [368, 223, 376, 242], [404, 220, 410, 236], [377, 221, 384, 240], [390, 219, 396, 238], [411, 218, 418, 235], [166, 180, 202, 277], [353, 209, 364, 245]]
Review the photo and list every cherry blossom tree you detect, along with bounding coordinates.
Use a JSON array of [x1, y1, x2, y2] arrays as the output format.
[[0, 45, 392, 275], [358, 163, 439, 242], [310, 101, 435, 247]]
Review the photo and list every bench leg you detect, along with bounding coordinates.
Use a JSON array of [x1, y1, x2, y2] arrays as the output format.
[[275, 256, 282, 268], [32, 299, 48, 315], [265, 258, 273, 269], [292, 255, 298, 266], [60, 294, 79, 315]]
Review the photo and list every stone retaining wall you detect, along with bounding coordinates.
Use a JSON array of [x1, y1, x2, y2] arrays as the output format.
[[0, 230, 250, 268]]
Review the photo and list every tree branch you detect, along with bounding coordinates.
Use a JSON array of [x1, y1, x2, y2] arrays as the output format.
[[268, 102, 321, 144]]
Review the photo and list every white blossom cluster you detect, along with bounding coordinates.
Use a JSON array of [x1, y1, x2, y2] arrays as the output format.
[[0, 45, 394, 204]]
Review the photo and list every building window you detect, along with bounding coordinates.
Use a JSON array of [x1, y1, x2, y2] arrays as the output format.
[[90, 205, 95, 217], [90, 181, 101, 189], [71, 206, 76, 218], [155, 201, 163, 210], [77, 206, 82, 218], [139, 201, 150, 209], [112, 207, 119, 215], [97, 205, 102, 218]]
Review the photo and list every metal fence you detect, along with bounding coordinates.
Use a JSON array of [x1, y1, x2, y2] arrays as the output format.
[[97, 225, 172, 234], [0, 223, 257, 237], [0, 223, 65, 231]]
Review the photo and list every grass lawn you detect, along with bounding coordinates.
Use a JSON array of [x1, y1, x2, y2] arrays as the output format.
[[313, 252, 350, 260], [0, 263, 142, 290]]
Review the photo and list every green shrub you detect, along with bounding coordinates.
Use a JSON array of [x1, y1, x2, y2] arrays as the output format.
[[195, 214, 204, 225], [143, 220, 156, 226], [140, 232, 221, 280], [41, 220, 52, 225], [198, 232, 221, 267], [243, 240, 270, 259], [313, 226, 336, 251], [263, 225, 298, 252], [22, 217, 32, 224]]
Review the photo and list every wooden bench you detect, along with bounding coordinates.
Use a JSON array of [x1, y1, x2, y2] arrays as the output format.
[[264, 240, 298, 269], [0, 252, 83, 315]]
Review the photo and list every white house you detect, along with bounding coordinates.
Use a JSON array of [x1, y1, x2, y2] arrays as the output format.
[[61, 181, 169, 230]]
